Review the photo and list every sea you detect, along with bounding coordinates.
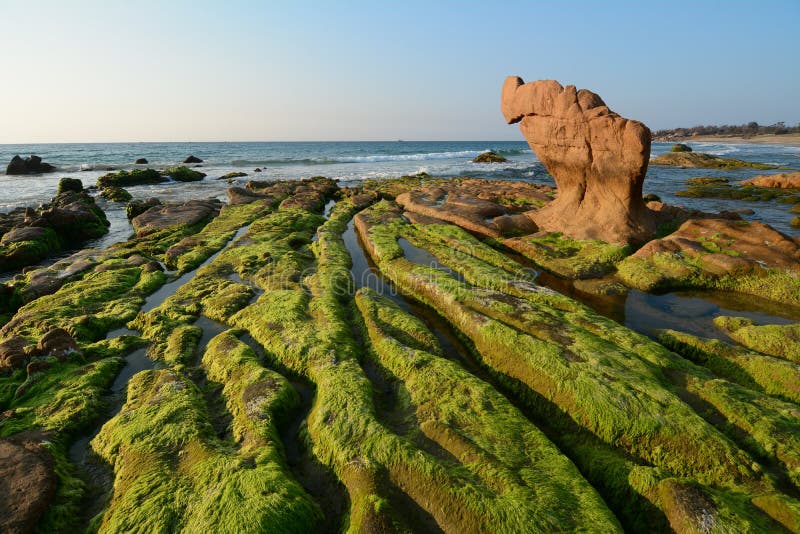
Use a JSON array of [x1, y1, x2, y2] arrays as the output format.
[[1, 140, 799, 252]]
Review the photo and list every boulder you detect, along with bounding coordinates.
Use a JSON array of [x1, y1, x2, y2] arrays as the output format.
[[741, 171, 800, 189], [183, 155, 203, 163], [670, 143, 692, 153], [254, 168, 262, 172], [5, 155, 56, 175], [0, 432, 57, 533], [219, 172, 248, 180], [163, 166, 206, 182], [0, 336, 31, 372], [126, 198, 161, 220], [472, 151, 507, 163], [37, 327, 78, 360], [97, 169, 166, 188], [501, 76, 655, 244], [131, 198, 222, 236], [56, 178, 83, 195], [135, 158, 148, 164], [100, 187, 133, 202]]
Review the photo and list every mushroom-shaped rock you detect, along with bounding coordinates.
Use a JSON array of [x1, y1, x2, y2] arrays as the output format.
[[502, 76, 655, 244]]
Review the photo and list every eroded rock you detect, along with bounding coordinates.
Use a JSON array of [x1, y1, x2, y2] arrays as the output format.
[[742, 171, 800, 189], [502, 76, 655, 244], [0, 431, 57, 534], [131, 199, 222, 237]]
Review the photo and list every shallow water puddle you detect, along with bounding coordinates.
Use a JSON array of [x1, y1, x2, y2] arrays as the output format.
[[625, 289, 800, 341], [397, 238, 466, 283]]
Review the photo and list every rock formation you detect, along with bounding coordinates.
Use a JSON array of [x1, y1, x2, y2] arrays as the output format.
[[742, 171, 800, 189], [6, 155, 56, 175], [501, 76, 654, 244], [183, 155, 203, 163], [135, 158, 148, 164]]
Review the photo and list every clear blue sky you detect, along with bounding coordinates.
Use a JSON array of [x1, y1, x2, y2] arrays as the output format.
[[1, 0, 798, 142]]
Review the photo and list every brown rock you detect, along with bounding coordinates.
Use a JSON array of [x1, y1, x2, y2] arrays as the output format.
[[131, 199, 222, 237], [37, 328, 78, 360], [502, 76, 654, 244], [632, 218, 800, 273], [0, 337, 31, 372], [0, 431, 57, 534], [741, 171, 800, 189]]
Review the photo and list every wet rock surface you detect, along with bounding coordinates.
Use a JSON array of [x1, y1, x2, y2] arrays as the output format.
[[131, 198, 222, 236]]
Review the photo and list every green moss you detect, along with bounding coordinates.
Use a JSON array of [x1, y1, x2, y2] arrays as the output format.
[[670, 143, 692, 153], [617, 252, 800, 306], [0, 227, 62, 272], [472, 151, 507, 163], [163, 166, 207, 182], [97, 168, 165, 188], [503, 232, 631, 279], [713, 316, 800, 363], [99, 187, 132, 202], [356, 287, 621, 531], [677, 181, 800, 203], [651, 152, 781, 170], [91, 369, 321, 533], [658, 329, 800, 405], [355, 201, 797, 530]]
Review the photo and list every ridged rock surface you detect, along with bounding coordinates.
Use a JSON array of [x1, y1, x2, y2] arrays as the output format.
[[502, 76, 655, 244]]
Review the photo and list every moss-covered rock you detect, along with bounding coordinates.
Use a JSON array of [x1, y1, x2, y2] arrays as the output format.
[[651, 151, 780, 169], [125, 198, 161, 220], [219, 172, 247, 180], [713, 316, 800, 363], [504, 232, 631, 279], [472, 150, 507, 163], [97, 168, 165, 188], [670, 143, 692, 152], [57, 178, 83, 195], [99, 187, 132, 202], [164, 166, 206, 182]]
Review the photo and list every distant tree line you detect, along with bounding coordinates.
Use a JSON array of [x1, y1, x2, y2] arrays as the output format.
[[654, 121, 800, 138]]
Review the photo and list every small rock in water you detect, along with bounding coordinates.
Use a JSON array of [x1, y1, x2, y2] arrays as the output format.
[[254, 167, 262, 172], [135, 158, 148, 164], [670, 143, 692, 152], [184, 155, 203, 163]]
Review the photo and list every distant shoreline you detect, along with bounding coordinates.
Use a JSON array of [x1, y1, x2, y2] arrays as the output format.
[[654, 133, 800, 147]]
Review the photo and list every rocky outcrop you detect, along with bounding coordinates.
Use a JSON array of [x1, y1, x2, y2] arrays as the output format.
[[56, 178, 83, 195], [396, 178, 553, 238], [501, 76, 655, 244], [472, 151, 507, 163], [742, 171, 800, 189], [135, 158, 148, 164], [617, 218, 800, 304], [97, 169, 166, 188], [219, 172, 248, 180], [0, 431, 57, 533], [650, 152, 777, 170], [100, 187, 132, 202], [126, 198, 161, 220], [163, 166, 206, 182], [670, 144, 692, 152], [131, 198, 222, 237], [0, 186, 109, 273], [6, 155, 56, 175], [183, 155, 203, 163]]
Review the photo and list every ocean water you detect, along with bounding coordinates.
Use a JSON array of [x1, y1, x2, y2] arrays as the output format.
[[1, 140, 799, 251]]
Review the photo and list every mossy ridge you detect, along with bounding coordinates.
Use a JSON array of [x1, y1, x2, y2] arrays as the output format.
[[2, 264, 165, 344], [356, 287, 621, 531], [230, 199, 620, 532], [96, 168, 166, 188], [650, 151, 781, 170], [355, 201, 800, 531], [166, 199, 274, 274], [658, 329, 800, 405], [90, 368, 322, 534], [676, 181, 800, 204], [360, 172, 445, 200], [617, 252, 800, 307], [163, 165, 206, 182], [713, 316, 800, 364], [504, 232, 632, 279]]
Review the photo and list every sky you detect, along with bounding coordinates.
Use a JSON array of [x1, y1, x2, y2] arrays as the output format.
[[1, 0, 798, 143]]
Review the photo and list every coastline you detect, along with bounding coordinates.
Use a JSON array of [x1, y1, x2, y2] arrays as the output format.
[[655, 133, 800, 146]]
